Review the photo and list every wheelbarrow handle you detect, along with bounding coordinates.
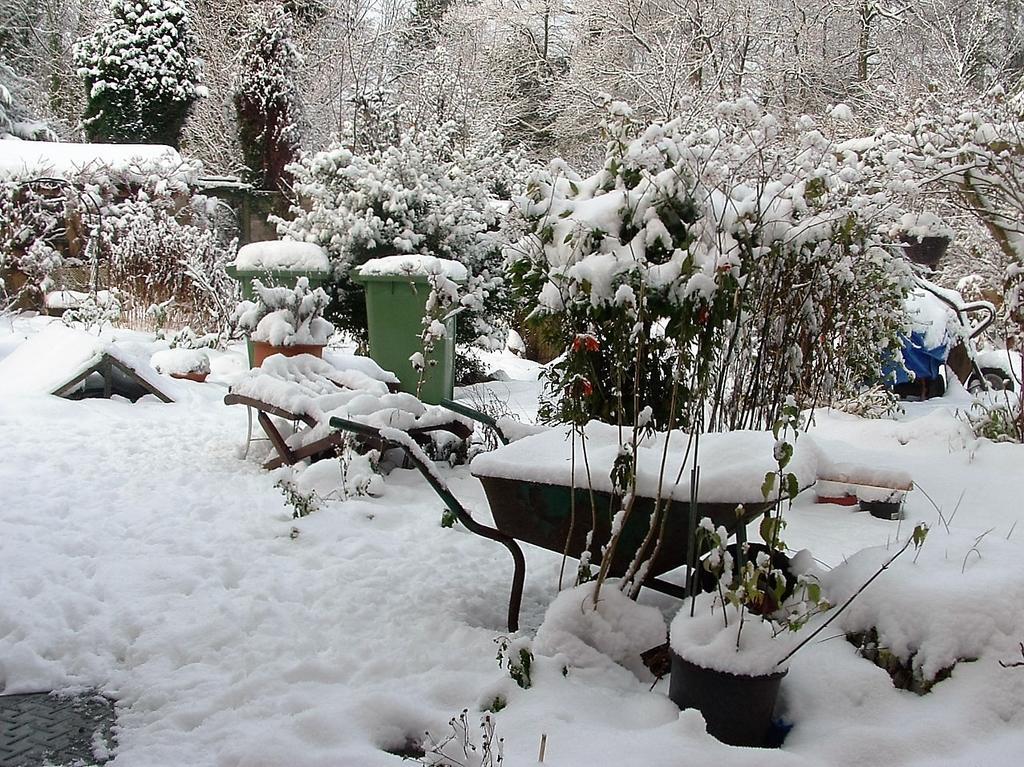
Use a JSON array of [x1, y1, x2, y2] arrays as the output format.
[[439, 399, 510, 445], [329, 415, 526, 632]]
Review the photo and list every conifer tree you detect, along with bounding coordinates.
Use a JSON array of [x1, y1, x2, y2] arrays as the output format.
[[74, 0, 205, 147], [231, 4, 302, 191]]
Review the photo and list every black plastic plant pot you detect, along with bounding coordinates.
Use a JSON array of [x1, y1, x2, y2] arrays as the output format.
[[901, 235, 950, 268], [669, 651, 787, 747], [862, 500, 903, 520]]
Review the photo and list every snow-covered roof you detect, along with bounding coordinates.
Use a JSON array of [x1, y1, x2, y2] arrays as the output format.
[[0, 139, 198, 184]]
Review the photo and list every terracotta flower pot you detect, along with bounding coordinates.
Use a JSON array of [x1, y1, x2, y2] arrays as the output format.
[[251, 340, 325, 368], [169, 370, 209, 383]]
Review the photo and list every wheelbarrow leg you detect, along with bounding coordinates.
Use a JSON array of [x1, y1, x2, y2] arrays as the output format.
[[424, 472, 527, 632], [329, 416, 527, 632], [504, 538, 526, 633]]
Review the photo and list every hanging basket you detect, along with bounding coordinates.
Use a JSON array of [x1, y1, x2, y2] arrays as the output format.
[[901, 236, 950, 268]]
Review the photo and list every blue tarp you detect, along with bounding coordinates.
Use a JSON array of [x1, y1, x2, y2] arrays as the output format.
[[886, 331, 949, 384]]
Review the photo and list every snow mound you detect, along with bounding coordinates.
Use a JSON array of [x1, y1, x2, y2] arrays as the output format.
[[534, 582, 666, 677]]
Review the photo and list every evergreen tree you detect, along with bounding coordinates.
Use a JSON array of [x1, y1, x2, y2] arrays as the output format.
[[74, 0, 205, 147], [0, 54, 56, 140], [231, 5, 302, 191]]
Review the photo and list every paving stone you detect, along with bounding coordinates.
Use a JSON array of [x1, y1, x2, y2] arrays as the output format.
[[0, 692, 116, 766]]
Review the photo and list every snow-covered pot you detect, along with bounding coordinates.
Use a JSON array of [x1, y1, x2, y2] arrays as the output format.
[[670, 605, 789, 747], [252, 341, 324, 368], [668, 652, 786, 747], [856, 485, 907, 521], [151, 348, 211, 382]]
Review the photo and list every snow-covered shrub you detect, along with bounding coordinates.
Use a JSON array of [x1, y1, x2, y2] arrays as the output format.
[[74, 0, 206, 147], [103, 197, 239, 336], [231, 4, 302, 192], [234, 277, 334, 346], [507, 98, 912, 433], [278, 124, 522, 365], [0, 179, 76, 309]]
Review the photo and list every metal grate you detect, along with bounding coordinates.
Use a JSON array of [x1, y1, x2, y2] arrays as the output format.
[[0, 692, 116, 767]]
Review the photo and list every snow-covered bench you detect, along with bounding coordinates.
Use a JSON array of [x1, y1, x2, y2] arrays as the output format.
[[224, 354, 473, 470]]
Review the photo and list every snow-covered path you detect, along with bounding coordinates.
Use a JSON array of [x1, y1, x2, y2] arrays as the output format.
[[2, 329, 1024, 765], [0, 390, 553, 765]]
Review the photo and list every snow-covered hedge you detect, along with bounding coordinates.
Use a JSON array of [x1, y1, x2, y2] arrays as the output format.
[[507, 98, 912, 431]]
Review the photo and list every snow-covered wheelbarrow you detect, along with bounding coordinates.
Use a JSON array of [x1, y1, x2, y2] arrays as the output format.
[[892, 277, 997, 399], [329, 415, 794, 632]]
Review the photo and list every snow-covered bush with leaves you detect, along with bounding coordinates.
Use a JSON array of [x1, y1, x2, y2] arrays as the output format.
[[231, 4, 302, 192], [507, 98, 913, 432], [278, 124, 523, 367], [234, 277, 334, 346], [1, 155, 238, 335], [74, 0, 206, 147], [0, 181, 66, 307]]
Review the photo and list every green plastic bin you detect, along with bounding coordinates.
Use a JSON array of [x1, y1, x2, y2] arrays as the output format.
[[226, 262, 330, 367], [354, 269, 461, 405]]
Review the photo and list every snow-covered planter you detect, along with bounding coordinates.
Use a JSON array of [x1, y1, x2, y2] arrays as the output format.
[[669, 604, 789, 747], [666, 405, 818, 746], [151, 348, 211, 382], [668, 404, 929, 747], [856, 485, 909, 520], [234, 277, 334, 367]]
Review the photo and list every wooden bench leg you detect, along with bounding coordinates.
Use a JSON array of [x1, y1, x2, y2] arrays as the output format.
[[258, 411, 296, 468]]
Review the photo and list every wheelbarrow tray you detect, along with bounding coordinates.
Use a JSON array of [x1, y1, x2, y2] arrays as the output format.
[[477, 475, 768, 578]]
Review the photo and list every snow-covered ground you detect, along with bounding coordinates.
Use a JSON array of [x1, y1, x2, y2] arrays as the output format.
[[2, 314, 1023, 766]]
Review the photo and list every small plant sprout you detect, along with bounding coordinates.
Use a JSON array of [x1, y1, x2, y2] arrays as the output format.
[[275, 478, 320, 520], [417, 709, 504, 767], [495, 635, 533, 689]]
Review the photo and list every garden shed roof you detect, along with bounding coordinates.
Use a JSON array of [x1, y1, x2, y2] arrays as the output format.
[[0, 139, 198, 184]]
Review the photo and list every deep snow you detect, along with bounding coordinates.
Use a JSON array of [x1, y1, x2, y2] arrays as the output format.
[[1, 315, 1023, 766]]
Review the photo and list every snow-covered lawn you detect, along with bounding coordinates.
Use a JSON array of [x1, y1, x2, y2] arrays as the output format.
[[2, 316, 1023, 766]]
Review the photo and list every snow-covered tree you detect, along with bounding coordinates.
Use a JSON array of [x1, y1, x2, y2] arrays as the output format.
[[74, 0, 206, 147], [231, 4, 303, 191], [0, 55, 57, 140]]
